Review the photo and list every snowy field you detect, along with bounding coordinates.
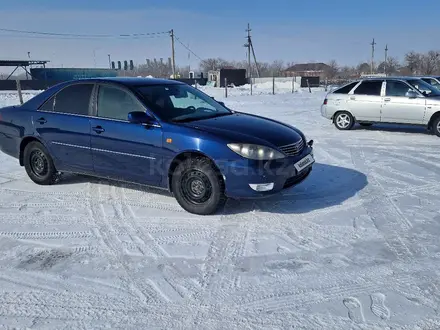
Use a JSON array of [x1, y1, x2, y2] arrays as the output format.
[[1, 84, 440, 329]]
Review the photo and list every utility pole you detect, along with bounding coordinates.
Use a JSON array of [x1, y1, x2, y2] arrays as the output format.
[[370, 38, 376, 74], [245, 23, 253, 95], [170, 29, 176, 79], [384, 44, 388, 75], [108, 54, 111, 69]]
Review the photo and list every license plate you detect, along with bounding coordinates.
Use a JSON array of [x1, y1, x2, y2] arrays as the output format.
[[294, 154, 315, 172]]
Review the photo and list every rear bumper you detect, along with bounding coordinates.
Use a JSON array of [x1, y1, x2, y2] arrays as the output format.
[[321, 104, 330, 118], [221, 144, 314, 199]]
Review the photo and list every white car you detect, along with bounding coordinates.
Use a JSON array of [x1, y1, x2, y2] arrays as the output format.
[[321, 77, 440, 137]]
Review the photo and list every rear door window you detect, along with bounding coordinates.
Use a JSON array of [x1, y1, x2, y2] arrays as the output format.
[[41, 84, 94, 115], [353, 81, 383, 96]]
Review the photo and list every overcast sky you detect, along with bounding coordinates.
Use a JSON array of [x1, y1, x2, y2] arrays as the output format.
[[1, 0, 439, 74]]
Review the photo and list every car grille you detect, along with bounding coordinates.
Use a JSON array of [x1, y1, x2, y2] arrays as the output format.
[[278, 139, 305, 156]]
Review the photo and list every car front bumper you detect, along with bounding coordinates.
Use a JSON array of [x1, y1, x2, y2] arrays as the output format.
[[220, 142, 315, 199]]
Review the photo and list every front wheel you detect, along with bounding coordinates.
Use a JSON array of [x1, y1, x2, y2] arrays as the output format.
[[334, 111, 355, 130], [433, 116, 440, 137], [171, 157, 226, 215], [23, 141, 58, 185]]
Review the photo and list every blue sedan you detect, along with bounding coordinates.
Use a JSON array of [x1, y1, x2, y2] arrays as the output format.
[[0, 77, 314, 215]]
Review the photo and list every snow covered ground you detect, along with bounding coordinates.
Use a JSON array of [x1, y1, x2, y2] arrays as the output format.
[[1, 85, 440, 329]]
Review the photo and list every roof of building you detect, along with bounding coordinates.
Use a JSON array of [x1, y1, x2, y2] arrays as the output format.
[[285, 62, 331, 72], [0, 59, 49, 67]]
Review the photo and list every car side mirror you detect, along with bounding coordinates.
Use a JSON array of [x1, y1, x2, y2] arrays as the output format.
[[406, 90, 418, 99], [128, 111, 154, 124]]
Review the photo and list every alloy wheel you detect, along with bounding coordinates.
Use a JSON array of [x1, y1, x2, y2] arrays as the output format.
[[336, 114, 351, 129]]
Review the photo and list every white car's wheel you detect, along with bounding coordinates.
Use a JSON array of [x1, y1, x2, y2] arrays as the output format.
[[334, 111, 354, 130], [433, 116, 440, 137]]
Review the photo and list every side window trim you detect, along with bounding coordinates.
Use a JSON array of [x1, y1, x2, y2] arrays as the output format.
[[347, 81, 362, 94], [37, 82, 95, 117]]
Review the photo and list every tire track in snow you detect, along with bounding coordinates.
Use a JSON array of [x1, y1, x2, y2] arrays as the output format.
[[230, 255, 440, 312], [0, 186, 185, 213], [350, 148, 413, 260], [119, 183, 206, 300], [87, 181, 163, 305], [0, 231, 94, 240], [115, 183, 170, 258]]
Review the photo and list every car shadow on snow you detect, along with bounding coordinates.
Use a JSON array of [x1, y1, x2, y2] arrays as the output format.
[[221, 162, 368, 215], [59, 173, 174, 198], [58, 163, 368, 215], [354, 123, 432, 135]]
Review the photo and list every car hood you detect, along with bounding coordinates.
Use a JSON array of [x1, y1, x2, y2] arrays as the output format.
[[183, 112, 303, 147]]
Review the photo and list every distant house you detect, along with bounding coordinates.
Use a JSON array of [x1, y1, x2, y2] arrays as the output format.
[[284, 63, 331, 79], [208, 68, 247, 87]]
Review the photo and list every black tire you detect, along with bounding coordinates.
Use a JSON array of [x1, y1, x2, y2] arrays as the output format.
[[171, 157, 226, 215], [23, 141, 58, 185], [334, 111, 355, 130], [359, 123, 373, 127], [433, 116, 440, 137]]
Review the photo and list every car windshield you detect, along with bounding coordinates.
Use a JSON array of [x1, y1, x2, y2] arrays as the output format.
[[406, 79, 440, 97], [135, 84, 232, 122]]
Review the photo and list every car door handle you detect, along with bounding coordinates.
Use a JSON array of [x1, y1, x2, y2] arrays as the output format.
[[36, 117, 47, 124], [384, 98, 391, 102], [349, 96, 356, 100], [92, 126, 105, 134]]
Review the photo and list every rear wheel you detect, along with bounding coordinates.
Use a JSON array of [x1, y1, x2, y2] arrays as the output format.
[[433, 116, 440, 137], [23, 141, 58, 185], [334, 111, 355, 130], [171, 157, 226, 215]]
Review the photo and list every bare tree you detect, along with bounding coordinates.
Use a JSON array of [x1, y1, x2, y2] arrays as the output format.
[[339, 66, 355, 79], [377, 56, 401, 75], [199, 58, 230, 73], [325, 60, 339, 79], [420, 50, 440, 75], [356, 62, 371, 75], [404, 51, 422, 74], [268, 60, 285, 76]]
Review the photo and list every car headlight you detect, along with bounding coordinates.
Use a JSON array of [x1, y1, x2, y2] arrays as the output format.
[[227, 143, 285, 160]]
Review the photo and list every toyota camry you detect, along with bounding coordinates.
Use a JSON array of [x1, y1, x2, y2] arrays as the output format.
[[0, 77, 315, 215]]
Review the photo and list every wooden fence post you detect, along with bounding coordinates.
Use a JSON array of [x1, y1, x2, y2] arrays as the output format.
[[16, 80, 23, 105], [225, 78, 228, 98], [272, 75, 275, 95]]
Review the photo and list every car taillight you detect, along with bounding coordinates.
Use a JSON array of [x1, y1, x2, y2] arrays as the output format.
[[323, 98, 328, 105]]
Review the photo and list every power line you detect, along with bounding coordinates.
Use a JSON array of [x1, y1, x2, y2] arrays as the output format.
[[0, 33, 168, 41], [0, 27, 170, 39], [173, 35, 203, 61]]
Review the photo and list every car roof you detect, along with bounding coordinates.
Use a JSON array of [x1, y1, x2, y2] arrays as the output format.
[[20, 77, 185, 109], [74, 77, 185, 87], [358, 76, 421, 81]]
